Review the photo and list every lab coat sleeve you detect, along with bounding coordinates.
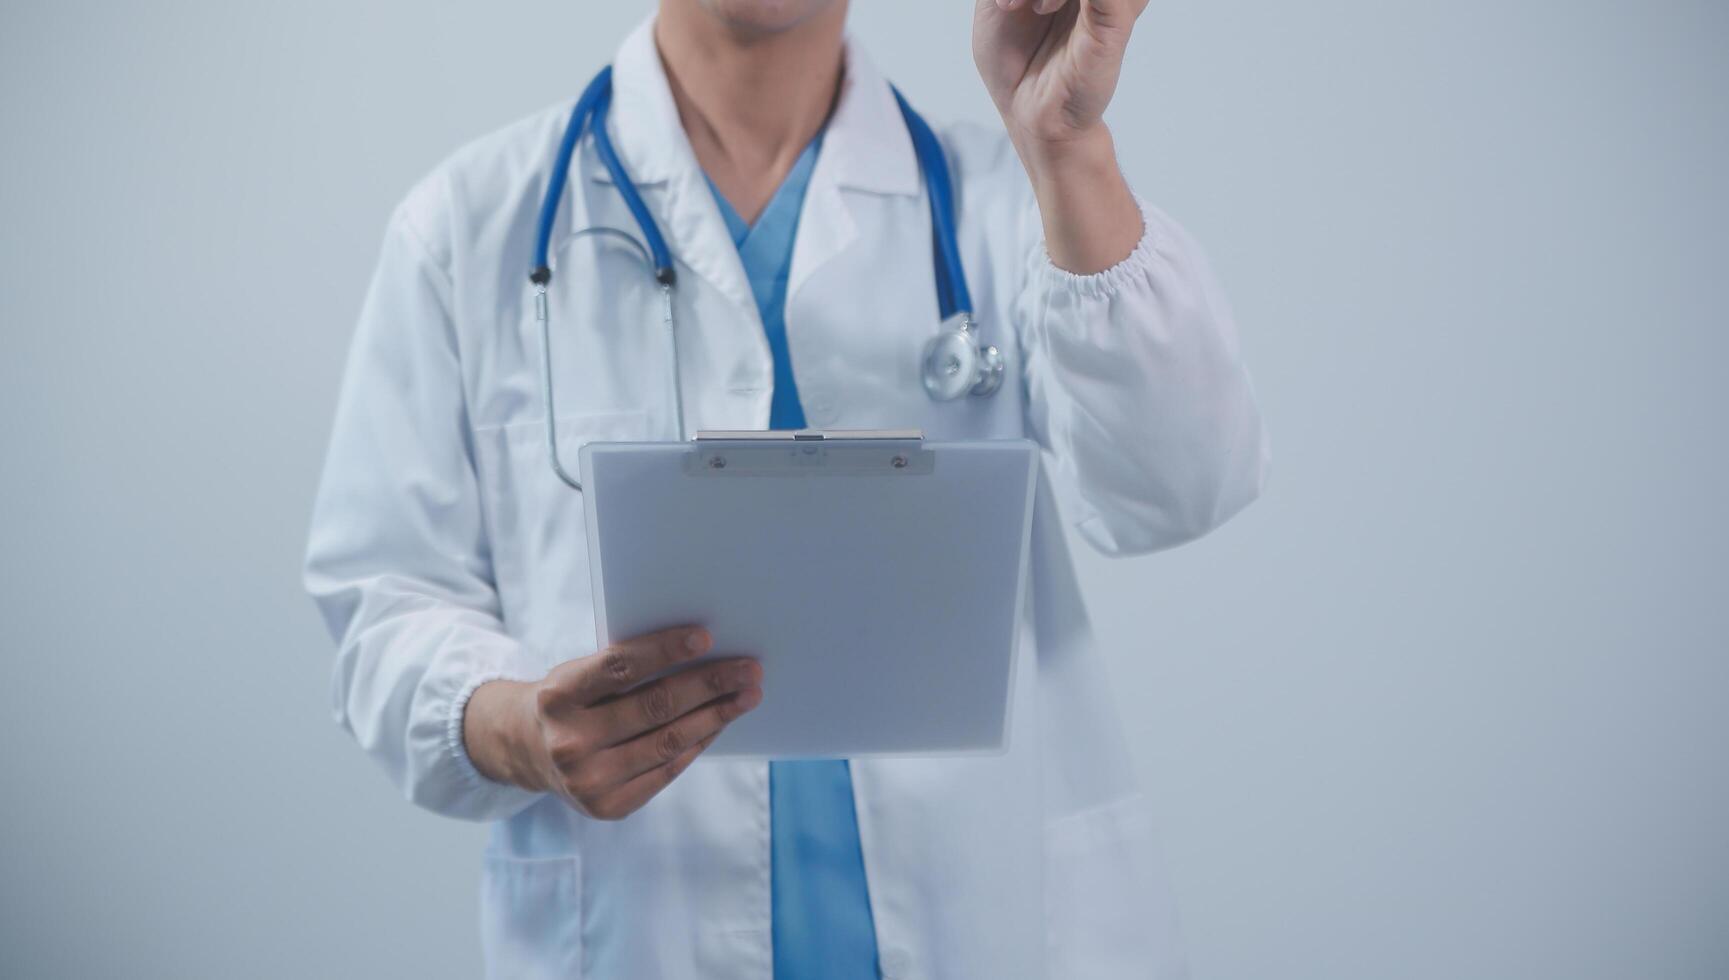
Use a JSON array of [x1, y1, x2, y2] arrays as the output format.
[[304, 199, 542, 822], [1015, 192, 1270, 556]]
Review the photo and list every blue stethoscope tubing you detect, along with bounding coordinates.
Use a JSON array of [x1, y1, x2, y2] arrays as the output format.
[[530, 67, 1001, 490], [533, 67, 676, 287]]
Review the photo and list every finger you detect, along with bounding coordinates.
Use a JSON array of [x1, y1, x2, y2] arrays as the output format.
[[1085, 0, 1146, 27], [591, 657, 763, 745], [1031, 0, 1070, 14], [590, 687, 762, 788], [544, 627, 712, 711], [584, 730, 719, 821]]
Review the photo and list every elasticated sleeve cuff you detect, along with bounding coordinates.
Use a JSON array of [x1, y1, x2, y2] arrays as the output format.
[[1035, 194, 1166, 303]]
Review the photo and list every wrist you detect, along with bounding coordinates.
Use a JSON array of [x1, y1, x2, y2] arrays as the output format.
[[1009, 122, 1117, 190], [463, 679, 549, 792], [1010, 124, 1142, 276]]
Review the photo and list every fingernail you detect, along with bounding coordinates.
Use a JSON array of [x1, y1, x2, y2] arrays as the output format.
[[686, 630, 711, 653], [736, 687, 763, 711]]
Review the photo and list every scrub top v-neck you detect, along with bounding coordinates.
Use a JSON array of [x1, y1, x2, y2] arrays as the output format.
[[703, 135, 881, 980]]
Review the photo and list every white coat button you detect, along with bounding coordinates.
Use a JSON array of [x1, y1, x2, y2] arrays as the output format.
[[879, 948, 912, 978], [804, 397, 835, 424]]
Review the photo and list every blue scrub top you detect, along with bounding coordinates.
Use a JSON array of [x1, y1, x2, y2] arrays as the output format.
[[704, 137, 881, 980]]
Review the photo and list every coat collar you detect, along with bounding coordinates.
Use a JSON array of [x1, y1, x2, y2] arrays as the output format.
[[592, 16, 921, 199], [568, 16, 925, 385]]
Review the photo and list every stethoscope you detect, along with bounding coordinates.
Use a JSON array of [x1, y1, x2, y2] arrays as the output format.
[[532, 66, 1001, 491]]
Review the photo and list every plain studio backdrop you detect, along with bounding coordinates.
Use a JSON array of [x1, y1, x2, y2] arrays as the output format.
[[2, 1, 1725, 977]]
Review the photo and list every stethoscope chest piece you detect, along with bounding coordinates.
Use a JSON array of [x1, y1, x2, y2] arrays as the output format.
[[922, 314, 1004, 400]]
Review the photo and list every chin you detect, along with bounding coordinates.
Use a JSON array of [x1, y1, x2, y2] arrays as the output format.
[[696, 0, 840, 34]]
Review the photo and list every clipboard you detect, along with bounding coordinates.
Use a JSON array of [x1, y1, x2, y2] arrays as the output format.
[[579, 430, 1038, 759]]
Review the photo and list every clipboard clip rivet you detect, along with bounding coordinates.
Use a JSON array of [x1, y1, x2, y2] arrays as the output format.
[[891, 454, 908, 469], [708, 456, 727, 469]]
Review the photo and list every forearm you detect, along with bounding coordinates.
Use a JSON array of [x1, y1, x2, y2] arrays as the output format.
[[1012, 124, 1143, 275], [314, 589, 546, 820]]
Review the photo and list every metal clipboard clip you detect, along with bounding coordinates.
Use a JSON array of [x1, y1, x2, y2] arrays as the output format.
[[686, 429, 935, 477]]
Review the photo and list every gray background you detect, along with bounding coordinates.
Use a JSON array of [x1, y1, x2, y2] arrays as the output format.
[[2, 1, 1725, 977]]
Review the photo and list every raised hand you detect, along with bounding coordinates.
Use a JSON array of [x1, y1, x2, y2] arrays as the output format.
[[973, 0, 1149, 273], [973, 0, 1148, 146]]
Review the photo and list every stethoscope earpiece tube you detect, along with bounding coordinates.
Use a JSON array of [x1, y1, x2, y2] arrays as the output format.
[[891, 87, 973, 320], [532, 69, 612, 285], [893, 87, 1001, 399], [532, 66, 676, 287], [589, 85, 675, 278]]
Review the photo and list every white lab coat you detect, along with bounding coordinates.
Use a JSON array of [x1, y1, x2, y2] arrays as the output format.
[[305, 19, 1265, 980]]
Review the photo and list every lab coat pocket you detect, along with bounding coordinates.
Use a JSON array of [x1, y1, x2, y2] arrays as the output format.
[[473, 409, 651, 660], [1045, 794, 1187, 980], [480, 852, 584, 980]]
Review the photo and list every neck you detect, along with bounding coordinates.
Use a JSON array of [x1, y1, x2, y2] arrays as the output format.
[[654, 1, 847, 224]]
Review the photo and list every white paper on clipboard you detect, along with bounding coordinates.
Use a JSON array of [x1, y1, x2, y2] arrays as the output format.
[[578, 430, 1037, 759]]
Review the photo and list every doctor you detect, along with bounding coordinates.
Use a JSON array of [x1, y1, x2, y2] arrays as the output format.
[[306, 0, 1265, 977]]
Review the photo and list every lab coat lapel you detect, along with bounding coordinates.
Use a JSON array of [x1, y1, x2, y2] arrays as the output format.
[[786, 41, 920, 307], [588, 18, 764, 340], [782, 42, 923, 427]]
